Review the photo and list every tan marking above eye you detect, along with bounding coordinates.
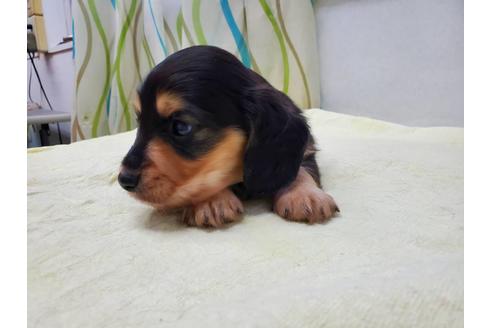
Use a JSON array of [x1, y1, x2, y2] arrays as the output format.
[[155, 92, 183, 117]]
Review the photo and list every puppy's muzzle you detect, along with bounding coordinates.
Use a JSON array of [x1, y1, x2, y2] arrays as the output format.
[[118, 169, 140, 192]]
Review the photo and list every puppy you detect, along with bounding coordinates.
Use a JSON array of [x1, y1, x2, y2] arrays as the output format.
[[118, 45, 338, 227]]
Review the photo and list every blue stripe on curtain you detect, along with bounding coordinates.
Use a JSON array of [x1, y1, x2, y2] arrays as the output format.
[[72, 18, 75, 58], [220, 0, 251, 68], [148, 0, 168, 56], [106, 87, 112, 116]]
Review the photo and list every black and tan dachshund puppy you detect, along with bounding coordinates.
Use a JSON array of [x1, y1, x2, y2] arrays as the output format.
[[118, 46, 338, 227]]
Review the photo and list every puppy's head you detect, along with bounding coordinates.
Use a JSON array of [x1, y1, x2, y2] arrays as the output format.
[[119, 46, 309, 209]]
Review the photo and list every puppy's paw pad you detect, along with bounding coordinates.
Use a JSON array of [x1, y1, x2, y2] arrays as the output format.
[[274, 187, 339, 224], [182, 190, 243, 228]]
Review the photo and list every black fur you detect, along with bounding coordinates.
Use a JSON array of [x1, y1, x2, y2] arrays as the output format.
[[241, 86, 309, 196], [122, 45, 320, 198]]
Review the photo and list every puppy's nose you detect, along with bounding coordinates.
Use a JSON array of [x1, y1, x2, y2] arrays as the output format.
[[118, 170, 140, 192]]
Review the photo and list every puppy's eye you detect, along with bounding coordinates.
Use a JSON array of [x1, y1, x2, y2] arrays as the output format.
[[172, 120, 192, 136]]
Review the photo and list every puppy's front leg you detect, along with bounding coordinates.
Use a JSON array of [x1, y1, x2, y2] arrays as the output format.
[[182, 189, 244, 228], [274, 168, 339, 224]]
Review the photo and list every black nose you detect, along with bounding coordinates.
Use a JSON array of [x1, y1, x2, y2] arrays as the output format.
[[118, 170, 140, 192]]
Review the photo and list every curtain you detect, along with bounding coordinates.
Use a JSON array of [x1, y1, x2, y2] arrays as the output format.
[[72, 0, 320, 141]]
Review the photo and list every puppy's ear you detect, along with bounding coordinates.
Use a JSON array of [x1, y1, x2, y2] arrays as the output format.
[[242, 86, 309, 196]]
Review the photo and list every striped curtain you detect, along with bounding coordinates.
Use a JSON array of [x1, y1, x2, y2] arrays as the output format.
[[72, 0, 320, 141]]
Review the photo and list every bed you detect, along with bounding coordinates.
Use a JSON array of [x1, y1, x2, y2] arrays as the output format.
[[27, 109, 463, 327]]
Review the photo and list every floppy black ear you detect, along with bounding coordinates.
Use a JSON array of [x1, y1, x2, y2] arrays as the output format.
[[242, 86, 309, 196]]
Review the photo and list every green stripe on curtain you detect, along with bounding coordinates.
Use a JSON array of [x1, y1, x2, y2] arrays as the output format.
[[88, 0, 111, 137], [142, 36, 156, 68], [113, 0, 137, 131], [258, 0, 290, 94], [275, 0, 311, 107], [163, 18, 178, 53], [72, 0, 92, 140], [132, 1, 143, 81], [192, 0, 208, 45]]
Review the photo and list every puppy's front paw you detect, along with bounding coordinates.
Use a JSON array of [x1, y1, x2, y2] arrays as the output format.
[[274, 186, 339, 224], [182, 189, 244, 228]]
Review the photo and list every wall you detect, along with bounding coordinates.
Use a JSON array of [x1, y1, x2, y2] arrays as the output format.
[[315, 0, 464, 127], [27, 0, 73, 144], [28, 50, 74, 143]]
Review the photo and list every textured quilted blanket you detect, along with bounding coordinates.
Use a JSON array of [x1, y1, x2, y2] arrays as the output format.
[[27, 109, 463, 327]]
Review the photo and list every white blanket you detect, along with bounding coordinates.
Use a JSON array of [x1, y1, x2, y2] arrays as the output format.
[[28, 110, 463, 327]]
